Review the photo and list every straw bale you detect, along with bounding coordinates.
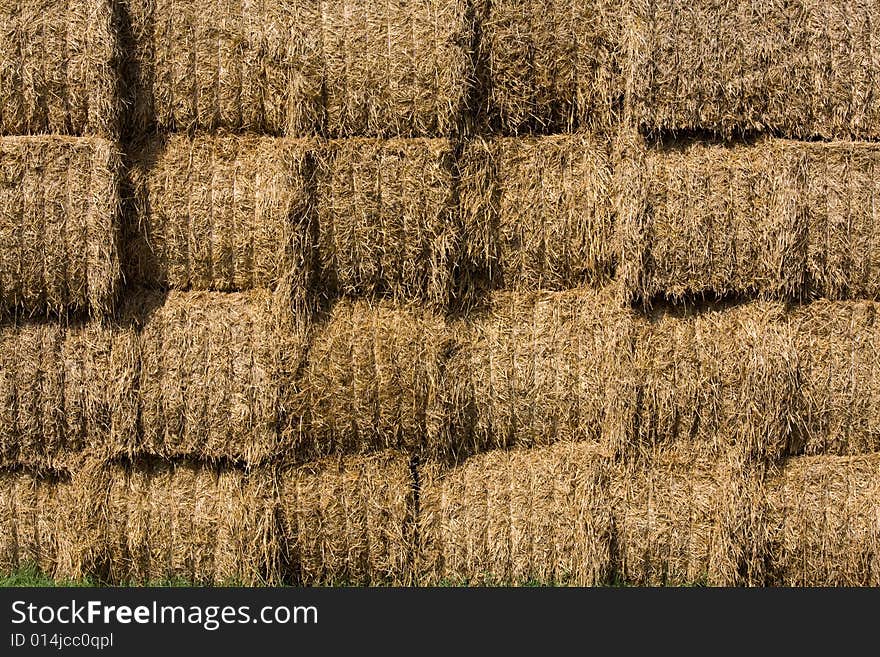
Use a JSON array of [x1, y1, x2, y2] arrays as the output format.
[[632, 302, 799, 463], [301, 299, 457, 461], [0, 320, 135, 470], [135, 289, 305, 464], [0, 136, 120, 317], [453, 287, 637, 457], [0, 470, 77, 579], [417, 443, 613, 585], [764, 454, 880, 586], [80, 460, 278, 585], [459, 135, 615, 292], [618, 138, 805, 304], [279, 451, 413, 585], [316, 138, 458, 306], [610, 450, 765, 586], [128, 133, 316, 304], [477, 0, 622, 134], [625, 0, 880, 139], [123, 0, 323, 135], [788, 301, 880, 456], [0, 0, 117, 136], [801, 141, 880, 299], [319, 0, 472, 137]]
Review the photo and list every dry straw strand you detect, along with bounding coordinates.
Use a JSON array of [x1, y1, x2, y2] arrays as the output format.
[[279, 451, 414, 585], [0, 0, 118, 136], [316, 138, 458, 306]]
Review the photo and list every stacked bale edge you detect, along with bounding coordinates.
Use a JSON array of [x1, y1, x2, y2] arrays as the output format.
[[300, 299, 458, 461], [0, 136, 121, 317], [626, 0, 880, 139], [316, 139, 459, 307], [0, 0, 118, 137], [460, 135, 615, 292], [417, 443, 613, 585], [123, 0, 472, 137], [476, 0, 622, 134], [278, 451, 414, 586], [79, 459, 278, 585], [128, 133, 317, 307]]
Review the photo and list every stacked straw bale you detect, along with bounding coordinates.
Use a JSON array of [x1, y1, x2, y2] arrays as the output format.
[[801, 141, 880, 299], [625, 0, 880, 139], [124, 0, 472, 137], [788, 301, 880, 456], [417, 443, 614, 585], [0, 320, 135, 470], [459, 135, 615, 292], [617, 138, 805, 304], [0, 136, 121, 316], [123, 0, 323, 135], [300, 299, 457, 461], [316, 139, 458, 306], [764, 454, 880, 586], [318, 0, 473, 137], [630, 303, 800, 463], [610, 449, 765, 586], [131, 290, 305, 465], [128, 133, 317, 303], [80, 460, 278, 585], [279, 451, 414, 585], [0, 0, 118, 136], [0, 470, 78, 579], [450, 287, 637, 456], [477, 0, 622, 134]]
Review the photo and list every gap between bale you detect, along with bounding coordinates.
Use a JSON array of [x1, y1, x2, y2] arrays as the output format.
[[624, 0, 880, 139], [78, 459, 279, 585], [763, 454, 880, 586], [459, 135, 616, 293], [278, 451, 414, 585], [316, 138, 459, 307], [127, 133, 317, 307], [0, 136, 121, 318], [299, 299, 459, 462], [0, 0, 118, 136], [417, 442, 614, 586], [476, 0, 623, 134]]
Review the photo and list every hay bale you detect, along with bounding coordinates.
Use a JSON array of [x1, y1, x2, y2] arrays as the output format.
[[123, 0, 323, 135], [618, 138, 805, 304], [788, 301, 880, 456], [0, 0, 117, 136], [626, 1, 880, 139], [801, 141, 880, 299], [0, 470, 78, 579], [316, 139, 458, 306], [765, 454, 880, 586], [301, 299, 457, 461], [135, 289, 305, 465], [632, 302, 800, 463], [81, 460, 278, 585], [459, 135, 615, 292], [0, 136, 120, 317], [0, 320, 134, 470], [279, 451, 413, 585], [610, 450, 765, 586], [477, 0, 622, 134], [128, 133, 316, 304], [417, 443, 613, 585], [453, 287, 637, 456]]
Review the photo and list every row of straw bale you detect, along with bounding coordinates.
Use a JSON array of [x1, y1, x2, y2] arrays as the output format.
[[619, 137, 880, 304], [0, 452, 413, 585], [6, 449, 878, 585], [5, 289, 880, 468]]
